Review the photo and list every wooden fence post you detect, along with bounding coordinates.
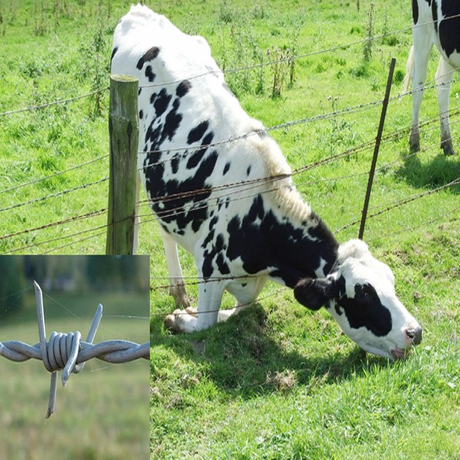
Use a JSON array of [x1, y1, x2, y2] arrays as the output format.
[[106, 75, 139, 255]]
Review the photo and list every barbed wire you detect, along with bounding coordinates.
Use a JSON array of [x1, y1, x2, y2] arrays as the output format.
[[0, 282, 149, 418], [2, 113, 456, 254], [367, 205, 459, 243], [0, 208, 107, 242]]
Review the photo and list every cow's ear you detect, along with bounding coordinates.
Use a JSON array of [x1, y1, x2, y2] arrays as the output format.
[[294, 277, 340, 311]]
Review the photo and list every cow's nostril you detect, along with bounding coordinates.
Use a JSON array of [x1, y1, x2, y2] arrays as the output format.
[[406, 326, 422, 345]]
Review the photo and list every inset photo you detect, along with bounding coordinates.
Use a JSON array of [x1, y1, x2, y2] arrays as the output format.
[[0, 255, 149, 460]]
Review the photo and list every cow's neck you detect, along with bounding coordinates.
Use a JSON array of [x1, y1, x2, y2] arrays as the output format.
[[230, 191, 339, 288], [266, 208, 339, 288]]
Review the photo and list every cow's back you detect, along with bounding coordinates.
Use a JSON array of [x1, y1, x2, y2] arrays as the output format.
[[111, 5, 295, 250]]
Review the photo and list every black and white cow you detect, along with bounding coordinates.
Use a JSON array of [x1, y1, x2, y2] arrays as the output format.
[[112, 5, 422, 360], [405, 0, 460, 155]]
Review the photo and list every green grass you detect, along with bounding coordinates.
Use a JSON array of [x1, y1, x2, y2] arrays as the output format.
[[0, 1, 459, 458]]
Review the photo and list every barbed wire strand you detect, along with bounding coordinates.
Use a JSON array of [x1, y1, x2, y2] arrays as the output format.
[[139, 13, 460, 90], [0, 208, 107, 242], [335, 177, 460, 234], [0, 177, 108, 214], [0, 87, 109, 117], [1, 12, 458, 117], [0, 282, 149, 418], [0, 155, 108, 196]]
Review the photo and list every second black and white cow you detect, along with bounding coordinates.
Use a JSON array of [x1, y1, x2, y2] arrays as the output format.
[[405, 0, 460, 155], [112, 5, 422, 360]]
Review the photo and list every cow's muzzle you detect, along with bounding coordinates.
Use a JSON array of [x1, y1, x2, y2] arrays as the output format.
[[405, 325, 422, 345]]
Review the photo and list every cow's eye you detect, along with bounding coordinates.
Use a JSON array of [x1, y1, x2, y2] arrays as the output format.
[[355, 283, 376, 301]]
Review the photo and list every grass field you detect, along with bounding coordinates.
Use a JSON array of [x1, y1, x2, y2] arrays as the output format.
[[0, 0, 458, 459]]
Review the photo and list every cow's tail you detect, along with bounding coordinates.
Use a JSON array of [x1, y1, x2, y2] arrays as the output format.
[[402, 46, 415, 93]]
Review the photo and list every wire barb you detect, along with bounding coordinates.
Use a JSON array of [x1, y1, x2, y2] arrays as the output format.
[[0, 282, 149, 419]]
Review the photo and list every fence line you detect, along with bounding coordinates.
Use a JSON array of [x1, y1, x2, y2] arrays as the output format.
[[1, 11, 458, 118], [0, 87, 109, 117], [0, 155, 108, 196], [0, 282, 149, 418], [1, 17, 459, 253], [368, 205, 460, 243], [0, 208, 107, 242], [2, 107, 457, 254], [0, 177, 108, 214], [334, 177, 460, 234]]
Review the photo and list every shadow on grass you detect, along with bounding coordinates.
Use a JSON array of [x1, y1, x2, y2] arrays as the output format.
[[395, 152, 460, 194], [151, 303, 391, 398]]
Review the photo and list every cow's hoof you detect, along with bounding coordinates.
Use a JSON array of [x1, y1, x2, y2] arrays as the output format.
[[442, 145, 455, 156], [164, 309, 184, 333], [185, 307, 198, 317]]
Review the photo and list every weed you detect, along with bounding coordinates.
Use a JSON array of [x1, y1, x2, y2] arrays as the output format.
[[363, 2, 375, 62], [268, 46, 295, 98]]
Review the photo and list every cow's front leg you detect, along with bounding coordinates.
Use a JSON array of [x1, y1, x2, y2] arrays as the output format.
[[164, 280, 224, 333], [161, 230, 190, 309]]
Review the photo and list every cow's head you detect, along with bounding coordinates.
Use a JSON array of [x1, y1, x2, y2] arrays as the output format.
[[294, 239, 422, 360]]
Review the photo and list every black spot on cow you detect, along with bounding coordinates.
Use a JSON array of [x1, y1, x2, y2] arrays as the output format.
[[187, 147, 207, 169], [152, 89, 172, 117], [412, 0, 419, 24], [202, 132, 214, 146], [432, 0, 438, 32], [439, 0, 460, 57], [171, 156, 180, 174], [145, 120, 162, 150], [223, 162, 231, 175], [163, 98, 183, 142], [187, 121, 210, 144], [139, 110, 144, 120], [145, 65, 156, 82], [176, 80, 192, 97], [137, 46, 160, 70], [110, 47, 118, 64], [138, 88, 142, 96], [335, 282, 392, 336], [247, 166, 252, 176], [201, 233, 230, 279]]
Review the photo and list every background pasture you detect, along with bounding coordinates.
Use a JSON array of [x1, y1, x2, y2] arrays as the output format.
[[0, 0, 458, 458]]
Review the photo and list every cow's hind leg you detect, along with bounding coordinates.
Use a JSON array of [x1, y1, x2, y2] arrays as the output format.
[[161, 231, 190, 309], [217, 276, 268, 322], [436, 57, 455, 155], [409, 33, 433, 153], [164, 280, 225, 333]]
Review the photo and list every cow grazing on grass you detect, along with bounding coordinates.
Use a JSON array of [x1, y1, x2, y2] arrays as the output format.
[[405, 0, 460, 155], [112, 5, 422, 360]]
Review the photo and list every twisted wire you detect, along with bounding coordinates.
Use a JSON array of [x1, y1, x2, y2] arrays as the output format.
[[0, 282, 149, 418]]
